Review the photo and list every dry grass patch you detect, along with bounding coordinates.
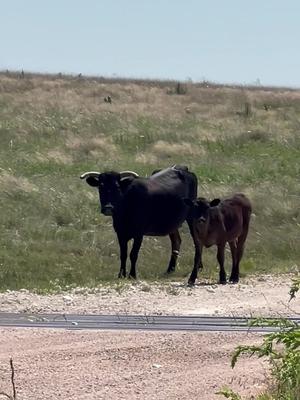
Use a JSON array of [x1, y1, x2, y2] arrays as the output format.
[[152, 140, 205, 157], [0, 171, 38, 193], [135, 140, 206, 165], [135, 153, 159, 165], [199, 183, 242, 199], [43, 150, 73, 165], [66, 134, 118, 159], [135, 140, 205, 164]]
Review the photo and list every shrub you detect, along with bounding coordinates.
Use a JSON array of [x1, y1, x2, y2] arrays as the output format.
[[218, 278, 300, 400]]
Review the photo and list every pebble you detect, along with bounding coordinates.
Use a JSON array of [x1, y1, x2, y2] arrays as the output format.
[[206, 287, 215, 293], [152, 364, 162, 369]]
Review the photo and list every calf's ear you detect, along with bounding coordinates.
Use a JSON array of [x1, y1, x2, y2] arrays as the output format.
[[210, 198, 221, 207], [86, 176, 100, 187]]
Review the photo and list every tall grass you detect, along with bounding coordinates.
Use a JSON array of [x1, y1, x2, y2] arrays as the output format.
[[0, 72, 299, 290]]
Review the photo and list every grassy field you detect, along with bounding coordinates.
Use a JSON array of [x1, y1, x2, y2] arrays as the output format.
[[0, 71, 299, 291]]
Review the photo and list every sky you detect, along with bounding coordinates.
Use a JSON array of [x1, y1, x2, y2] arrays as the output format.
[[1, 0, 300, 87]]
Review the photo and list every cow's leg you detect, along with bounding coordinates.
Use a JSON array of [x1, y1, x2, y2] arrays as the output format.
[[217, 243, 226, 284], [118, 236, 128, 278], [229, 240, 238, 283], [166, 230, 182, 273], [187, 219, 203, 285], [129, 236, 143, 279]]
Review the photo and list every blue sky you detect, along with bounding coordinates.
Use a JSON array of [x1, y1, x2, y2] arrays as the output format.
[[1, 0, 299, 87]]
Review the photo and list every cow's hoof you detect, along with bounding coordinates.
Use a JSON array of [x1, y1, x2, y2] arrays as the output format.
[[219, 279, 227, 285], [128, 274, 137, 280], [118, 273, 126, 278], [166, 268, 175, 275], [187, 280, 195, 287], [229, 277, 239, 284]]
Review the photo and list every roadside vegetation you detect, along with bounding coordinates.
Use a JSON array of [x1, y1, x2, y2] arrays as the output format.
[[218, 278, 300, 400], [0, 71, 299, 291]]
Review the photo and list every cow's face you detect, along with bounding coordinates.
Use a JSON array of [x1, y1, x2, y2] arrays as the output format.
[[86, 172, 123, 216]]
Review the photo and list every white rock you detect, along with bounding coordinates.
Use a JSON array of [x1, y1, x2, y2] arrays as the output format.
[[152, 364, 162, 369], [206, 287, 215, 293], [62, 295, 73, 304]]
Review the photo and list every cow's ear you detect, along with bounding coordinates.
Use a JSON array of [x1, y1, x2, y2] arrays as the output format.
[[86, 176, 99, 187], [184, 198, 194, 207], [120, 176, 135, 192], [210, 198, 221, 207]]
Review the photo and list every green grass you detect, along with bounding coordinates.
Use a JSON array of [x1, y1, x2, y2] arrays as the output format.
[[0, 72, 299, 291]]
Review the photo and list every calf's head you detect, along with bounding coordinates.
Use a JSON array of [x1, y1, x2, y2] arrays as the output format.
[[185, 197, 223, 232], [80, 170, 139, 216]]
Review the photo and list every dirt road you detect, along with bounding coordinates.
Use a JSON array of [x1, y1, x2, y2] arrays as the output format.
[[0, 329, 267, 400], [0, 274, 298, 399]]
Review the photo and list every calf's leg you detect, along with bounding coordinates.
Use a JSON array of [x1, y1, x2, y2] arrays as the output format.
[[230, 220, 250, 283], [166, 230, 182, 273], [230, 232, 247, 283], [187, 219, 203, 285], [188, 241, 203, 286], [129, 236, 143, 279], [217, 243, 226, 284], [229, 240, 238, 283]]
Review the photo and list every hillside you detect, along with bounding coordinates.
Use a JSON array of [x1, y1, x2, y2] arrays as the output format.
[[0, 72, 299, 290]]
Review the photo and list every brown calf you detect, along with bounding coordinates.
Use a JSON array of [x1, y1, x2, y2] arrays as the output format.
[[185, 193, 252, 285]]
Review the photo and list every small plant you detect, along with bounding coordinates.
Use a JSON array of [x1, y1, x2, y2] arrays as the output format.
[[218, 279, 300, 400], [244, 102, 252, 117], [0, 358, 17, 400], [165, 285, 180, 296], [289, 278, 300, 301], [236, 99, 252, 117], [140, 283, 152, 292], [175, 82, 187, 95], [216, 388, 242, 399]]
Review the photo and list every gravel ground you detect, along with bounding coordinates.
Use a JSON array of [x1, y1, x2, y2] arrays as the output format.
[[0, 274, 299, 317], [0, 274, 299, 399], [0, 329, 267, 400]]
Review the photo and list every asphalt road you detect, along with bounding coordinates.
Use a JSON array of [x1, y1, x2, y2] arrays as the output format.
[[0, 312, 299, 332]]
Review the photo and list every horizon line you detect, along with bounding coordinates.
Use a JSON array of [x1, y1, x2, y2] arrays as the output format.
[[1, 68, 300, 92]]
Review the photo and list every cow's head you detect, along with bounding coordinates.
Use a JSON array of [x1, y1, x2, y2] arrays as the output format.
[[80, 170, 139, 216]]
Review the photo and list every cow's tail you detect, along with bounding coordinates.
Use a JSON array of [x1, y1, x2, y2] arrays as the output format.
[[241, 197, 252, 237], [188, 172, 198, 200]]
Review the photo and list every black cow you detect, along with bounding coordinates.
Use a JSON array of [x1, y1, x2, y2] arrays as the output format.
[[80, 165, 198, 279], [185, 193, 252, 285]]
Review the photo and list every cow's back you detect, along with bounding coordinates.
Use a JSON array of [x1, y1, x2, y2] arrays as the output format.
[[119, 166, 197, 237], [149, 166, 197, 200]]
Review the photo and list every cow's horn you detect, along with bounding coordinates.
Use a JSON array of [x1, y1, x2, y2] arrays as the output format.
[[80, 171, 101, 180], [120, 170, 139, 179]]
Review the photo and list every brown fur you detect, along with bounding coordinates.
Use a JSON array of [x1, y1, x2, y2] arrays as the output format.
[[186, 193, 252, 284]]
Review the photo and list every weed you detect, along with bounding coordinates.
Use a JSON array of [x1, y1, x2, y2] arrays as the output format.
[[218, 280, 300, 400]]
